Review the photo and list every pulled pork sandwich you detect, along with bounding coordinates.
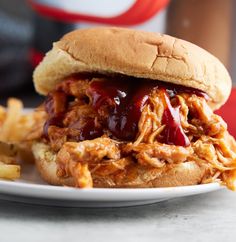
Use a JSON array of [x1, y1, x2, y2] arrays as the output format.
[[32, 27, 236, 189]]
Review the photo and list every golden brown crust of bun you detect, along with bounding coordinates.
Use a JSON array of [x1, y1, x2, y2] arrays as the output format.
[[33, 27, 231, 110], [32, 142, 206, 188]]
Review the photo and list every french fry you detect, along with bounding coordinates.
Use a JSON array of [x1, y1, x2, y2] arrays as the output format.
[[0, 98, 46, 180], [0, 106, 6, 124], [0, 98, 22, 142], [0, 163, 20, 180], [0, 155, 15, 164], [0, 141, 18, 157]]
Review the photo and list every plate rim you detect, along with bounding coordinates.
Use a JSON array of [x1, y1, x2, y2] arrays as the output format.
[[0, 179, 222, 202]]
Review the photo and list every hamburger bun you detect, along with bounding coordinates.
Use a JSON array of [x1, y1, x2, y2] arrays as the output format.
[[33, 27, 231, 110], [32, 142, 207, 188]]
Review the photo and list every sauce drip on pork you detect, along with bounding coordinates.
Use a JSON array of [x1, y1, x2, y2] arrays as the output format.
[[44, 75, 207, 147]]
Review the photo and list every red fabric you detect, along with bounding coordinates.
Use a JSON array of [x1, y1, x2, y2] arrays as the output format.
[[29, 48, 44, 67], [28, 0, 169, 25], [216, 88, 236, 138]]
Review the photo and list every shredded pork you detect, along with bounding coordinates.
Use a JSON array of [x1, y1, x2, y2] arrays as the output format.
[[39, 78, 236, 189]]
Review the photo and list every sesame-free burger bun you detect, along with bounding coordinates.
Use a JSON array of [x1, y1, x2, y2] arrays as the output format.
[[33, 27, 232, 110]]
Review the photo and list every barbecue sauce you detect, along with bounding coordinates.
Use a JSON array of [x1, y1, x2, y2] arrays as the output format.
[[161, 90, 190, 146], [44, 76, 207, 146], [43, 91, 67, 137], [87, 79, 154, 140]]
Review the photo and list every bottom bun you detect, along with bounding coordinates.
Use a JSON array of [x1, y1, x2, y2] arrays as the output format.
[[32, 142, 207, 188]]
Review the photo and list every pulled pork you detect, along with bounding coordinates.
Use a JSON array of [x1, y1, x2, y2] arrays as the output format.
[[40, 76, 236, 189]]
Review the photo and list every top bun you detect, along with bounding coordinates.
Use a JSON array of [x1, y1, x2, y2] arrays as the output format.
[[33, 27, 232, 110]]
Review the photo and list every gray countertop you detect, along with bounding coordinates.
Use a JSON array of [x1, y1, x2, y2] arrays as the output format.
[[0, 189, 236, 242]]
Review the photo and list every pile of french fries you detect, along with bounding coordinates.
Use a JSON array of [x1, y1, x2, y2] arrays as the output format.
[[0, 98, 45, 180]]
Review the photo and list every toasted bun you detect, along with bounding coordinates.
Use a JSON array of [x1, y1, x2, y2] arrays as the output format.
[[33, 27, 231, 110], [32, 142, 207, 188]]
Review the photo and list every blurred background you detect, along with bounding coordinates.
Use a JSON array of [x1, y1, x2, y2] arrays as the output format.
[[0, 0, 235, 108]]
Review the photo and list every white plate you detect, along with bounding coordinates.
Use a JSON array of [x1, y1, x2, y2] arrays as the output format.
[[0, 163, 222, 207]]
